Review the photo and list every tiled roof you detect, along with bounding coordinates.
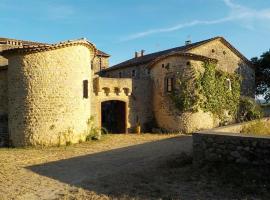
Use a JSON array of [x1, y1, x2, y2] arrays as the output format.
[[2, 39, 97, 57], [97, 50, 110, 57], [102, 36, 252, 72], [149, 52, 218, 67], [0, 37, 109, 57], [0, 37, 47, 46]]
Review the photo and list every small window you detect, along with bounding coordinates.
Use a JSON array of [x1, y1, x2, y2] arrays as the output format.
[[162, 64, 165, 68], [83, 80, 88, 98], [212, 49, 215, 53], [186, 61, 191, 66], [223, 51, 226, 55], [147, 69, 151, 75], [226, 78, 232, 91], [166, 77, 174, 92], [132, 69, 136, 77], [119, 72, 122, 78], [99, 58, 102, 71]]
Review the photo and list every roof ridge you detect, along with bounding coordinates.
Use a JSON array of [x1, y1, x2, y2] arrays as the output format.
[[102, 36, 220, 72], [0, 37, 47, 45], [1, 39, 97, 57]]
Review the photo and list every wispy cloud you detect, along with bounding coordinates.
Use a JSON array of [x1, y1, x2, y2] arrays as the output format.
[[46, 4, 75, 20], [121, 0, 270, 42]]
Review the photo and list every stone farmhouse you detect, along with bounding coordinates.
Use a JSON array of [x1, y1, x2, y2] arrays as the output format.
[[0, 36, 254, 146]]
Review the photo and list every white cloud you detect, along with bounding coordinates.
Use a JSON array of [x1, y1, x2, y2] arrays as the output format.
[[46, 4, 75, 20], [121, 0, 270, 42]]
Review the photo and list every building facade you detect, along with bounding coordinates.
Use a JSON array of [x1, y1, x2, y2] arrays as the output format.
[[0, 36, 255, 147]]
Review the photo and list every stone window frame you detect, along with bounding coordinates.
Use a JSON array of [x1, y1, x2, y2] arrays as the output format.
[[164, 74, 175, 93]]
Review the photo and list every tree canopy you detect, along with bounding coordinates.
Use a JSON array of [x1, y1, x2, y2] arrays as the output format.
[[251, 50, 270, 102]]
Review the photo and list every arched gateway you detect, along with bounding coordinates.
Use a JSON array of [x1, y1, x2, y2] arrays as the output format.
[[101, 100, 126, 133], [92, 77, 132, 133]]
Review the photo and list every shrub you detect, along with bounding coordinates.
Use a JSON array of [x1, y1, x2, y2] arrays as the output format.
[[241, 120, 270, 135], [170, 63, 241, 124], [85, 116, 107, 141], [238, 97, 263, 122], [100, 127, 108, 135]]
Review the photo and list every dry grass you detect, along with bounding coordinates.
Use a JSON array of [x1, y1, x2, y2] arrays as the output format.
[[241, 119, 270, 136], [0, 134, 182, 200], [1, 133, 268, 200]]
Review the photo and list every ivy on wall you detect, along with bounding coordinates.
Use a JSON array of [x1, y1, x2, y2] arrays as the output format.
[[200, 63, 241, 121], [170, 63, 241, 122]]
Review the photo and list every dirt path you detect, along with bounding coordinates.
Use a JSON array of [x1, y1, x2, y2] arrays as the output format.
[[0, 134, 192, 200]]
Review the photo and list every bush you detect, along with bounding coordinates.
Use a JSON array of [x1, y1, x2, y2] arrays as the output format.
[[238, 97, 263, 122], [85, 117, 109, 141], [241, 120, 270, 135]]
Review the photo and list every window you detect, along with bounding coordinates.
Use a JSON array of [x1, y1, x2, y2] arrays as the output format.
[[99, 58, 102, 71], [83, 80, 88, 98], [132, 69, 136, 77], [212, 49, 215, 53], [186, 61, 191, 66], [147, 69, 151, 75], [226, 78, 232, 91], [166, 77, 174, 92], [119, 72, 122, 78]]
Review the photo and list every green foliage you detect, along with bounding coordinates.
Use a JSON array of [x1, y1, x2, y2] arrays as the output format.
[[200, 63, 241, 120], [238, 97, 263, 122], [251, 50, 270, 102], [170, 66, 201, 112], [85, 116, 108, 141], [241, 119, 270, 135], [170, 63, 241, 123], [100, 127, 109, 135]]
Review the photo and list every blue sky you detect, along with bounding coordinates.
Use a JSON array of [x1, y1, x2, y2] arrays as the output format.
[[1, 0, 270, 65]]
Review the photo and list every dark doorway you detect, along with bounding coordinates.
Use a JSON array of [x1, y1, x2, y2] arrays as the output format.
[[101, 100, 126, 133]]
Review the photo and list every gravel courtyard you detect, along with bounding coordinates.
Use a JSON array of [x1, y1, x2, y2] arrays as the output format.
[[0, 134, 193, 200], [0, 134, 268, 200]]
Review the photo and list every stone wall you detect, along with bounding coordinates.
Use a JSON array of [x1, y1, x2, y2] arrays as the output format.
[[0, 68, 8, 116], [99, 64, 153, 132], [7, 44, 95, 146], [0, 68, 8, 144], [102, 64, 151, 79], [91, 77, 153, 132], [150, 55, 217, 133], [92, 56, 109, 74], [0, 44, 18, 66], [130, 79, 153, 131], [91, 76, 132, 130], [193, 120, 270, 167], [188, 39, 255, 97]]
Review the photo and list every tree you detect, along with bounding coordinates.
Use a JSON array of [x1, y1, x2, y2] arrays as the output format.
[[251, 50, 270, 102]]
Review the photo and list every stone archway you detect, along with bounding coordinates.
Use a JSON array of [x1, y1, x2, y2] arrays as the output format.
[[101, 100, 127, 133]]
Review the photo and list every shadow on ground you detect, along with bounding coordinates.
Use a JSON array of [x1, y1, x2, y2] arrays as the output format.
[[27, 136, 198, 199]]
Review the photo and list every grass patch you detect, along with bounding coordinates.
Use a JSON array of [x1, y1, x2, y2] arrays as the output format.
[[241, 120, 270, 136]]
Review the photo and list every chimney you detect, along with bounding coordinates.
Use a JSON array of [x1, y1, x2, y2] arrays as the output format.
[[185, 40, 192, 45], [135, 51, 138, 58], [141, 50, 145, 56]]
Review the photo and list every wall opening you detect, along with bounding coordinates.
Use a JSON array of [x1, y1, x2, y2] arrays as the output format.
[[83, 80, 88, 98], [101, 100, 126, 133]]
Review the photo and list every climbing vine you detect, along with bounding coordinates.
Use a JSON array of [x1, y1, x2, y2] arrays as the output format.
[[199, 63, 241, 120], [170, 62, 241, 122]]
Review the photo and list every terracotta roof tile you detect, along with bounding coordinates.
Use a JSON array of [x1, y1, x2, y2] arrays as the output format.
[[97, 50, 110, 57], [149, 52, 218, 67], [102, 36, 252, 72], [2, 39, 97, 57]]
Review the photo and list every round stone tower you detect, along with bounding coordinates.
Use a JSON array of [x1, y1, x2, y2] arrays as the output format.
[[3, 40, 96, 146]]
